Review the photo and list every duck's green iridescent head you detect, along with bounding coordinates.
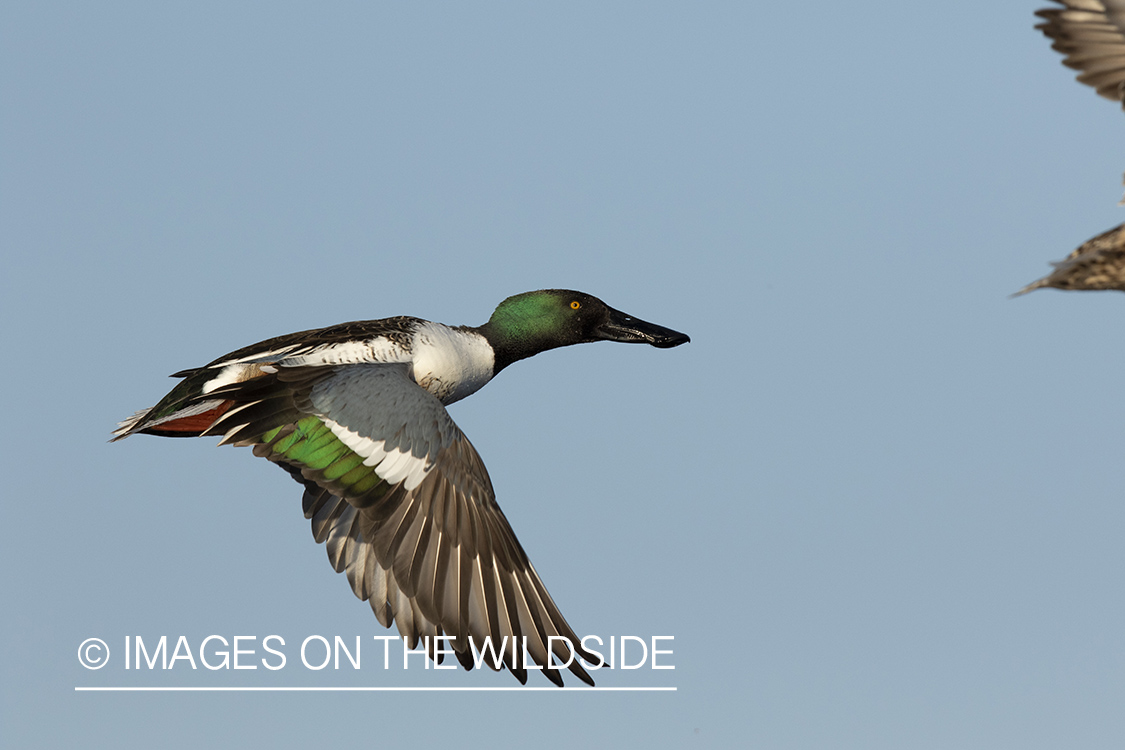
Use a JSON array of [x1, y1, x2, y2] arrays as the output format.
[[480, 289, 689, 372]]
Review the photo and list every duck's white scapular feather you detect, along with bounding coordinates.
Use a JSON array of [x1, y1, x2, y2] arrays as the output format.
[[198, 322, 493, 405]]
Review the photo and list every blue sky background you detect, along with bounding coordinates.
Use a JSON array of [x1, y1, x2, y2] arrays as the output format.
[[5, 2, 1125, 748]]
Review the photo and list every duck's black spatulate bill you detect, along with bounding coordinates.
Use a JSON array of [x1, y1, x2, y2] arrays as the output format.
[[594, 306, 691, 348]]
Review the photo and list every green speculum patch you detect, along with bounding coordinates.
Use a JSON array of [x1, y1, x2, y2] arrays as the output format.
[[262, 416, 385, 498]]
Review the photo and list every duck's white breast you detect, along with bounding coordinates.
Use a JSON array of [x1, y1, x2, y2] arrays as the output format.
[[410, 322, 495, 404]]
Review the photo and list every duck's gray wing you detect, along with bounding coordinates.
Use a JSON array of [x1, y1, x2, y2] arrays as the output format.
[[199, 361, 596, 686]]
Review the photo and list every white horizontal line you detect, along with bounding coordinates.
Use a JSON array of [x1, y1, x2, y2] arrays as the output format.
[[75, 686, 676, 692]]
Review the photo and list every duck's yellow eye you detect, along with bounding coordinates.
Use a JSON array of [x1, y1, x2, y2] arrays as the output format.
[[570, 301, 581, 309]]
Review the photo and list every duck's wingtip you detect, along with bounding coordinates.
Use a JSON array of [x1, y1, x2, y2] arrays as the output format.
[[1009, 283, 1041, 298]]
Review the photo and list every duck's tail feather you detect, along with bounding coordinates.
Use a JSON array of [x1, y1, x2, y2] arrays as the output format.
[[110, 368, 233, 441]]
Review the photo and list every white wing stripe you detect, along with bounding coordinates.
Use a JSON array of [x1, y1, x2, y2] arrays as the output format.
[[321, 417, 432, 491]]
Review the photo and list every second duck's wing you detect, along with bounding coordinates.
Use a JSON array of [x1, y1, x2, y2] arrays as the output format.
[[1037, 0, 1125, 100]]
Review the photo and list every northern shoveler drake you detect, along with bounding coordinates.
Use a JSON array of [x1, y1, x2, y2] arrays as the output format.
[[1020, 3, 1125, 292], [113, 289, 689, 686]]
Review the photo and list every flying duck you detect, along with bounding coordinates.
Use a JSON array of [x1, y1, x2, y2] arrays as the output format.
[[113, 289, 689, 686], [1020, 2, 1125, 293]]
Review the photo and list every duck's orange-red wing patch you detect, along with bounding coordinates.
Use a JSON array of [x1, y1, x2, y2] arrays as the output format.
[[148, 401, 234, 436]]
